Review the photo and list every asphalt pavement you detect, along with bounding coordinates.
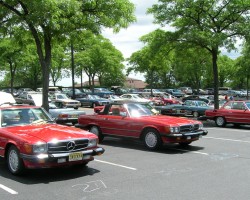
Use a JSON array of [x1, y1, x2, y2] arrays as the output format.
[[1, 108, 250, 200]]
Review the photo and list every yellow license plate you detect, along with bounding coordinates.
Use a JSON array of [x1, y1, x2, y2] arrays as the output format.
[[69, 152, 83, 162]]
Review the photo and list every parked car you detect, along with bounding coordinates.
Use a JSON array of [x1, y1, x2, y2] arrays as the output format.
[[179, 87, 193, 95], [76, 94, 111, 108], [76, 102, 208, 150], [50, 93, 81, 109], [181, 100, 213, 117], [110, 86, 129, 96], [226, 90, 247, 98], [182, 95, 209, 104], [14, 92, 85, 125], [120, 93, 151, 103], [206, 88, 214, 95], [64, 88, 86, 99], [155, 100, 212, 118], [108, 95, 128, 103], [0, 103, 104, 175], [36, 86, 62, 94], [155, 104, 186, 117], [48, 103, 86, 125], [92, 88, 114, 98], [165, 89, 185, 98], [205, 100, 250, 127], [193, 89, 208, 95], [160, 94, 181, 105]]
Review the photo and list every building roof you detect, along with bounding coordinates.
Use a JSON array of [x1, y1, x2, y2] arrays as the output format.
[[77, 77, 147, 89]]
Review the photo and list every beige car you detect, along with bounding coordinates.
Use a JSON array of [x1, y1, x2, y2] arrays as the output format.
[[50, 93, 81, 109]]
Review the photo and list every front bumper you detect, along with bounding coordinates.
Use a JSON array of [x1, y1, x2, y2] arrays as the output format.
[[20, 147, 105, 169], [161, 130, 208, 143]]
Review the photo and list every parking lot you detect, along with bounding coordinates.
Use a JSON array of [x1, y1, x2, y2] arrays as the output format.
[[0, 108, 250, 200]]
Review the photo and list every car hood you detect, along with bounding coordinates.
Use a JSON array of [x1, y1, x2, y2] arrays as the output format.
[[4, 124, 96, 143], [136, 115, 200, 125]]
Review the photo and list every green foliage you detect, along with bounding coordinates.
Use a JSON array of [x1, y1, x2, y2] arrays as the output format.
[[147, 0, 250, 108], [1, 0, 136, 110], [74, 32, 125, 88]]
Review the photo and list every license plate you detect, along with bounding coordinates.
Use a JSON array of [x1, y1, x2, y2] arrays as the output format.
[[70, 114, 78, 118], [69, 152, 83, 162], [187, 136, 191, 140]]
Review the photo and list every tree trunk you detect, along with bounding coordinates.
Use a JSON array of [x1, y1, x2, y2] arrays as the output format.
[[71, 41, 75, 99], [212, 48, 219, 109], [28, 24, 50, 111], [91, 75, 95, 93]]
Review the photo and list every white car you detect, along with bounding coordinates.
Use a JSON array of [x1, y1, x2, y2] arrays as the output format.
[[120, 94, 151, 103], [50, 93, 81, 109]]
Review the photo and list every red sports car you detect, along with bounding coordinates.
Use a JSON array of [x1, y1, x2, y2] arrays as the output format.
[[76, 103, 208, 150], [205, 100, 250, 127], [0, 104, 104, 175]]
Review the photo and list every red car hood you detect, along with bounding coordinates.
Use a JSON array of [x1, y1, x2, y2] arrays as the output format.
[[4, 124, 96, 143], [136, 115, 200, 126]]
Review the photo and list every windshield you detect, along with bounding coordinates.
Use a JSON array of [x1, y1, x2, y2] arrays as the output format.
[[1, 107, 53, 127], [246, 102, 250, 109], [197, 101, 208, 106], [126, 103, 154, 117], [56, 94, 68, 99]]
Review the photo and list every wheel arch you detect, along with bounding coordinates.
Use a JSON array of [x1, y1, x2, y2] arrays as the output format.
[[140, 126, 160, 140], [4, 142, 18, 160], [87, 123, 102, 132]]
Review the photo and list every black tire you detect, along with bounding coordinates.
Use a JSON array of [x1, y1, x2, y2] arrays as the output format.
[[72, 162, 89, 169], [89, 125, 104, 142], [193, 111, 199, 118], [215, 116, 226, 127], [142, 128, 162, 150], [179, 141, 192, 146], [7, 145, 25, 175]]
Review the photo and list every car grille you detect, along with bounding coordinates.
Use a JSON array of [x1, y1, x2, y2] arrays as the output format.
[[47, 139, 89, 153], [180, 124, 200, 133]]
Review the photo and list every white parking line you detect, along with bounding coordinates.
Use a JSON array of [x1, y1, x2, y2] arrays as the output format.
[[204, 136, 250, 143], [171, 148, 209, 156], [94, 159, 137, 170], [206, 127, 250, 133], [0, 184, 18, 195]]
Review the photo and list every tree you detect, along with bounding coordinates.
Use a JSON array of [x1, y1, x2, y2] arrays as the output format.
[[217, 55, 235, 87], [128, 29, 172, 94], [0, 36, 21, 93], [1, 0, 136, 110], [172, 46, 211, 90], [148, 0, 250, 108], [50, 41, 70, 86]]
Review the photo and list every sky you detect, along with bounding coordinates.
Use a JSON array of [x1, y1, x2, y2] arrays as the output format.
[[56, 0, 159, 87]]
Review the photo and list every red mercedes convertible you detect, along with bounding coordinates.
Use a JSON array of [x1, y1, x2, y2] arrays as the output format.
[[0, 103, 104, 175], [76, 103, 208, 150], [205, 100, 250, 127]]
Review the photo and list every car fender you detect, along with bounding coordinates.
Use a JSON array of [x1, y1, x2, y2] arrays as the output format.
[[140, 126, 160, 139]]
